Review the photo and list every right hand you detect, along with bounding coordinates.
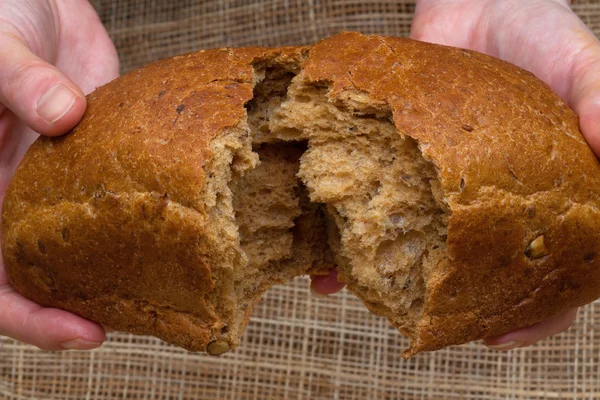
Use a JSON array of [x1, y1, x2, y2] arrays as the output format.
[[0, 0, 119, 350]]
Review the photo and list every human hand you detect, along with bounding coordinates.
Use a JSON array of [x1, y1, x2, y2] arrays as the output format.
[[311, 0, 596, 351], [0, 0, 119, 350]]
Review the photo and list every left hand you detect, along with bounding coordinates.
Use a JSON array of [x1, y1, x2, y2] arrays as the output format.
[[311, 0, 598, 351], [0, 0, 120, 350]]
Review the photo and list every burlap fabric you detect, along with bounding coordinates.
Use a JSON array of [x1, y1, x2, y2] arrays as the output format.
[[2, 1, 600, 399]]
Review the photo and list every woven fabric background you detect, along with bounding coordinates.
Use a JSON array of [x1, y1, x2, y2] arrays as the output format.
[[2, 0, 600, 399]]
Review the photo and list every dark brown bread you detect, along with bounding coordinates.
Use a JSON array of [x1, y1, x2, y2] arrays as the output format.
[[3, 32, 600, 358]]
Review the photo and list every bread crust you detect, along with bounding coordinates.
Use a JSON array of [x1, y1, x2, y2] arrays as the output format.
[[3, 32, 600, 356]]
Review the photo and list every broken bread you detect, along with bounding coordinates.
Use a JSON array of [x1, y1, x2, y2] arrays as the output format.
[[4, 32, 600, 358]]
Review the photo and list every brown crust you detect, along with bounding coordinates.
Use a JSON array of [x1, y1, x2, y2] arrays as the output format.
[[4, 32, 600, 357]]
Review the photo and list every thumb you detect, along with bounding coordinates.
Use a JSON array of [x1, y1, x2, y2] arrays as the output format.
[[566, 44, 600, 156], [0, 33, 86, 136]]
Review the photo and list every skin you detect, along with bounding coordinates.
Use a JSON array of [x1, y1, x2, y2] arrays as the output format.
[[0, 0, 593, 351], [312, 0, 597, 351]]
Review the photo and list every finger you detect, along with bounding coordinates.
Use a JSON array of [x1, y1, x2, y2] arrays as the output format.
[[0, 110, 39, 189], [53, 0, 121, 94], [484, 308, 577, 351], [0, 283, 105, 350], [564, 45, 600, 156], [0, 33, 86, 136], [478, 2, 600, 157], [575, 95, 600, 156], [409, 0, 484, 47], [310, 269, 346, 297]]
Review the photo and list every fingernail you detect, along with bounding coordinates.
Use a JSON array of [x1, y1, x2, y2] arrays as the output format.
[[36, 84, 78, 123], [60, 338, 102, 350], [310, 284, 329, 298], [485, 340, 522, 351]]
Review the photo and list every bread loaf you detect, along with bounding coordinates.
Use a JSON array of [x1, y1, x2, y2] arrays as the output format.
[[4, 32, 600, 358]]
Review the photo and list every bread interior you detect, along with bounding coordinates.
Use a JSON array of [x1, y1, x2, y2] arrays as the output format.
[[269, 78, 448, 337], [214, 64, 447, 347], [207, 66, 332, 342]]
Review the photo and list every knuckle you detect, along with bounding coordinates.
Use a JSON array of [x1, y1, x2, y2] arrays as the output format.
[[4, 58, 46, 93]]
